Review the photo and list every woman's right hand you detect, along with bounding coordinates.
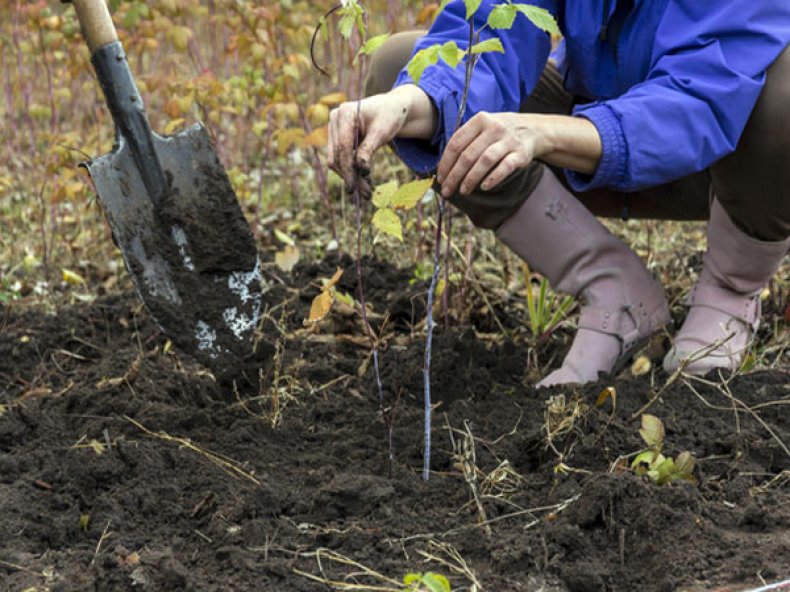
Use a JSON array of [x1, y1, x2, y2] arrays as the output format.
[[328, 84, 437, 194]]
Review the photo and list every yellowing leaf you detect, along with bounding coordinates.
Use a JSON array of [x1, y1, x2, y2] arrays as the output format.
[[639, 414, 665, 451], [62, 268, 85, 285], [306, 103, 330, 126], [164, 118, 186, 135], [322, 267, 344, 292], [304, 126, 328, 147], [675, 451, 696, 477], [372, 207, 403, 241], [630, 355, 652, 377], [318, 92, 347, 106], [371, 180, 399, 208], [390, 177, 434, 210], [304, 289, 334, 326], [595, 386, 616, 410], [274, 245, 300, 273], [167, 26, 192, 52]]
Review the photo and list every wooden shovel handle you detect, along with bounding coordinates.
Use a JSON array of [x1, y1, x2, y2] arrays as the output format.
[[71, 0, 118, 53]]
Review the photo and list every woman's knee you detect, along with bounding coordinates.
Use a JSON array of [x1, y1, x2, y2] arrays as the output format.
[[711, 43, 790, 241], [364, 31, 424, 98]]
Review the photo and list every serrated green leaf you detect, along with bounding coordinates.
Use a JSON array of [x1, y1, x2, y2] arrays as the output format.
[[372, 207, 403, 241], [438, 41, 464, 69], [403, 573, 420, 585], [422, 572, 451, 592], [470, 38, 505, 55], [358, 33, 390, 57], [463, 0, 482, 19], [390, 178, 434, 210], [338, 4, 363, 40], [514, 4, 560, 35], [372, 180, 399, 208], [488, 4, 518, 29], [407, 46, 440, 85]]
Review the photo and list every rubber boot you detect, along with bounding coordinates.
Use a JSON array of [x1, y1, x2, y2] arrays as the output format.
[[496, 169, 671, 387], [663, 199, 790, 375]]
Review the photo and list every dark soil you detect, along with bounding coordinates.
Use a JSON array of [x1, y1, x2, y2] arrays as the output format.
[[1, 256, 788, 592]]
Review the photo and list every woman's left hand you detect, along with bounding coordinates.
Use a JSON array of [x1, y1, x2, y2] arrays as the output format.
[[436, 112, 550, 198]]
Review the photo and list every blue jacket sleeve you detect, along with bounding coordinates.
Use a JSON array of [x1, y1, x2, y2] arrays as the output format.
[[567, 2, 790, 193], [391, 0, 554, 175]]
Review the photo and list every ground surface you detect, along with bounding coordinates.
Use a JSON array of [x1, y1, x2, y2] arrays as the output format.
[[1, 255, 789, 592]]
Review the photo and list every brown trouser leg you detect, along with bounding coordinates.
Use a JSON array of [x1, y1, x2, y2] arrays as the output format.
[[366, 31, 790, 241]]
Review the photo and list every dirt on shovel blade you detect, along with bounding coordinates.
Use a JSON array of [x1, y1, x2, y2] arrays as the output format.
[[86, 125, 262, 376]]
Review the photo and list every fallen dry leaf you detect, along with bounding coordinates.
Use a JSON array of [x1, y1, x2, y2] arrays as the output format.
[[275, 245, 300, 272]]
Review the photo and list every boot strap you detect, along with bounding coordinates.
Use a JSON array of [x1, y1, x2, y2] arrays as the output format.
[[685, 284, 760, 328], [578, 303, 653, 353]]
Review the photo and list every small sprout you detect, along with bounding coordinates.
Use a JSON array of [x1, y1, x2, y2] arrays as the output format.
[[631, 415, 696, 485], [403, 571, 451, 592], [78, 514, 91, 531]]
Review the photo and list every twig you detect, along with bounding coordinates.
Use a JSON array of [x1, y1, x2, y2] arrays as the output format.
[[125, 416, 261, 485], [91, 520, 112, 565]]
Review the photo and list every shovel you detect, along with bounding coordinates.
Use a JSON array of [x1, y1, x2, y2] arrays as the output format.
[[69, 0, 262, 372]]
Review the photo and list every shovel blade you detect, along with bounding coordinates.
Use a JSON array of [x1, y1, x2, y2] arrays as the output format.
[[85, 123, 261, 372]]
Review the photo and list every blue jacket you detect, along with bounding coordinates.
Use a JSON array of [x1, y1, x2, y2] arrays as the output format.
[[392, 1, 790, 192]]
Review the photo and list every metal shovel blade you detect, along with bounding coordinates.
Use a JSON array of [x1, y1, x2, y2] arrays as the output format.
[[85, 123, 261, 372]]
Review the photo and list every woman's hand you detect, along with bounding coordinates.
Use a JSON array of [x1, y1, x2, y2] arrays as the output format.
[[437, 112, 603, 198], [328, 85, 437, 193], [437, 112, 549, 197]]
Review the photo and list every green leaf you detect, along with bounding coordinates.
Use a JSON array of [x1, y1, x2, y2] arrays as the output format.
[[337, 3, 363, 40], [372, 207, 403, 241], [470, 38, 505, 55], [487, 4, 518, 29], [390, 178, 434, 210], [438, 41, 464, 69], [513, 4, 561, 35], [371, 180, 399, 208], [631, 450, 655, 475], [407, 46, 440, 84], [422, 573, 451, 592], [357, 33, 390, 57], [463, 0, 482, 19]]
